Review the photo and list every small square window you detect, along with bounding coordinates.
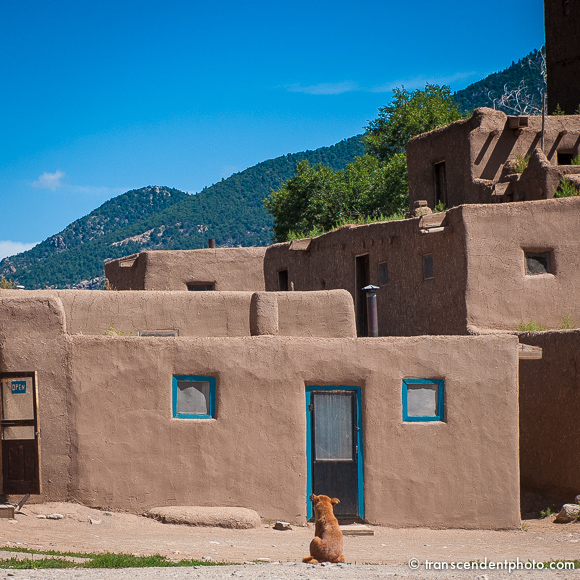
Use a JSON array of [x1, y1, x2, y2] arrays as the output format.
[[402, 378, 444, 422], [423, 254, 434, 279], [378, 262, 389, 285], [172, 375, 215, 418], [525, 251, 551, 275]]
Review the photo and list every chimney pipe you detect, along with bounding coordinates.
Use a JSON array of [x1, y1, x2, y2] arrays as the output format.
[[208, 238, 216, 248]]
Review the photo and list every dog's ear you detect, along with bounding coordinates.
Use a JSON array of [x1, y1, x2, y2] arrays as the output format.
[[331, 497, 340, 505], [310, 494, 318, 502]]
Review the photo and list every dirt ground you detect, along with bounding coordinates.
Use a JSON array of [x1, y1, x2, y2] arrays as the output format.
[[0, 502, 579, 567]]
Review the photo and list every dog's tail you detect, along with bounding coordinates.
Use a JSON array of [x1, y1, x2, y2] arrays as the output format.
[[302, 556, 319, 564]]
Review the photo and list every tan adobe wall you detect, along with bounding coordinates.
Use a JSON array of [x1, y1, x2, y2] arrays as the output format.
[[105, 248, 266, 291], [407, 108, 580, 210], [0, 289, 355, 339], [0, 296, 521, 528], [264, 214, 469, 337], [462, 197, 580, 331], [518, 329, 580, 498]]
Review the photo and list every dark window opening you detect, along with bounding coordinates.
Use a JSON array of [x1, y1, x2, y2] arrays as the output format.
[[278, 270, 289, 291], [378, 262, 389, 286], [187, 283, 215, 291], [423, 254, 434, 280], [525, 252, 552, 275], [557, 152, 574, 165], [355, 254, 370, 336], [564, 0, 570, 15], [434, 161, 447, 207]]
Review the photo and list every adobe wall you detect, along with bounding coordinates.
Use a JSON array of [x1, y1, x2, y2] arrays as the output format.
[[545, 0, 580, 115], [0, 296, 71, 500], [105, 248, 266, 291], [518, 329, 580, 498], [462, 197, 580, 331], [0, 289, 355, 339], [408, 108, 580, 210], [264, 214, 469, 336], [0, 295, 521, 528], [407, 114, 478, 208]]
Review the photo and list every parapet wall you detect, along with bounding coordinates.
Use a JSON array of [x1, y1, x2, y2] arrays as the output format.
[[0, 289, 356, 338]]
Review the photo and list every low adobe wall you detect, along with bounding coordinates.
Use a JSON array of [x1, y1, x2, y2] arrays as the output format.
[[105, 248, 266, 291], [0, 290, 356, 339], [518, 329, 580, 499], [0, 296, 520, 528]]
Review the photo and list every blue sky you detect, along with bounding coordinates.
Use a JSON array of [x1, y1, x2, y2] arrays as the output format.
[[0, 0, 545, 260]]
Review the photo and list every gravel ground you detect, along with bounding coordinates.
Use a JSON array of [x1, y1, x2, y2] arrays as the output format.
[[0, 503, 579, 579]]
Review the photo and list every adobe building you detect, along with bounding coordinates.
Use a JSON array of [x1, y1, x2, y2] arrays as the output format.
[[105, 247, 266, 291], [0, 289, 522, 529], [545, 0, 580, 114], [406, 108, 580, 210], [262, 197, 580, 338]]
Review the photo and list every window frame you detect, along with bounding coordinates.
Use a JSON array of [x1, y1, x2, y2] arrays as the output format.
[[172, 375, 216, 419], [402, 378, 444, 422]]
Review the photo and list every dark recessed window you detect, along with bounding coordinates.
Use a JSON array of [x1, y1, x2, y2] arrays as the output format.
[[278, 270, 289, 291], [564, 0, 570, 15], [557, 152, 574, 165], [525, 252, 552, 275], [423, 254, 434, 280], [378, 262, 389, 285], [187, 283, 215, 291]]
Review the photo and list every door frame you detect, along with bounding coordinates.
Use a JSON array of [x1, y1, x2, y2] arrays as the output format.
[[305, 385, 364, 520]]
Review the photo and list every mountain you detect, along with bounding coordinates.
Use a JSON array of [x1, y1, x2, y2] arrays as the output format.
[[0, 136, 364, 289], [453, 49, 545, 114]]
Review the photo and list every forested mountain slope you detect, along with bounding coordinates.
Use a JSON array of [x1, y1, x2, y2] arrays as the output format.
[[0, 136, 363, 288]]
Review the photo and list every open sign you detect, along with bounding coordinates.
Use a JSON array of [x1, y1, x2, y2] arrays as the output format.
[[11, 380, 26, 394]]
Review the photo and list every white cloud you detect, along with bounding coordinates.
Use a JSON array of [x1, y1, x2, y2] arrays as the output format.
[[32, 170, 66, 191], [286, 81, 359, 95], [0, 240, 39, 261], [370, 72, 477, 93], [284, 72, 477, 95]]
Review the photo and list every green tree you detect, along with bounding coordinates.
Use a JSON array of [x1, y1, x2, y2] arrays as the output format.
[[265, 84, 462, 241], [363, 84, 464, 162]]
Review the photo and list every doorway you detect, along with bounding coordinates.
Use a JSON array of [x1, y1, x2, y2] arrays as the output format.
[[306, 386, 363, 520], [0, 372, 41, 495], [355, 254, 370, 337]]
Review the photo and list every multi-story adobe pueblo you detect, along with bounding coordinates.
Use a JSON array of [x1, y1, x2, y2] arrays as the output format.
[[1, 0, 579, 530]]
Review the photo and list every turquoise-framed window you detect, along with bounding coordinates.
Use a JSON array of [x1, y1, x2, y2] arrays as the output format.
[[402, 378, 444, 422], [172, 375, 216, 419]]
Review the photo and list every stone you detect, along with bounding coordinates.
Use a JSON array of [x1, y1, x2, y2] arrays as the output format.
[[89, 518, 102, 525], [145, 506, 261, 529], [46, 513, 64, 520], [273, 521, 292, 531], [574, 494, 580, 504], [554, 504, 580, 523]]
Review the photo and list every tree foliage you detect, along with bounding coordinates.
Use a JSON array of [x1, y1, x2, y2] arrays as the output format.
[[265, 84, 463, 241], [363, 84, 464, 162]]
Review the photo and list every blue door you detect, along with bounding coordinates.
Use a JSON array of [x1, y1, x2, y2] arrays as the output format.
[[306, 386, 364, 520]]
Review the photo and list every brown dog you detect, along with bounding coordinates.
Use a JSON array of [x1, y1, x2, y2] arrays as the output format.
[[302, 494, 345, 564]]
